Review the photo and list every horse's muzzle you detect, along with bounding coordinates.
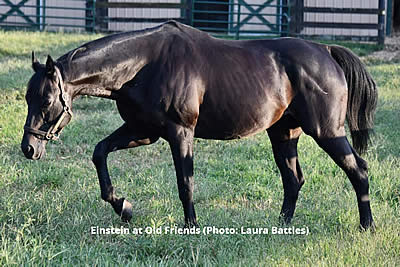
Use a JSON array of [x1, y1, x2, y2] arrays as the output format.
[[21, 133, 46, 160], [22, 144, 35, 159]]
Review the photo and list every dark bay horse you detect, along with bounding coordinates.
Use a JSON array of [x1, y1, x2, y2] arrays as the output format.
[[21, 21, 377, 230]]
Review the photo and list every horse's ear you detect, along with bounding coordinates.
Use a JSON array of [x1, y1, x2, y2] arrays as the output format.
[[32, 51, 41, 72], [45, 55, 56, 77]]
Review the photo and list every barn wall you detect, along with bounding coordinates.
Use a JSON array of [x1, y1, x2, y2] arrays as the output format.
[[45, 0, 86, 31], [108, 0, 181, 31], [302, 0, 379, 37]]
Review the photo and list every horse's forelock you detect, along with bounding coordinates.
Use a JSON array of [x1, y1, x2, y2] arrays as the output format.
[[27, 70, 47, 98]]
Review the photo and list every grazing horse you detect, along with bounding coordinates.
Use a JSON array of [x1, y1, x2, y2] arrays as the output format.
[[21, 21, 377, 230]]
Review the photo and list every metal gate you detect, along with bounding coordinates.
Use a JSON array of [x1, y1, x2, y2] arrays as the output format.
[[0, 0, 93, 31], [192, 0, 290, 38]]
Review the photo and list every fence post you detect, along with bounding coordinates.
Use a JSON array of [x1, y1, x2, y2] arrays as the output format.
[[291, 0, 303, 36], [96, 0, 108, 31], [36, 0, 40, 30], [42, 0, 46, 30], [36, 0, 45, 31], [378, 0, 385, 45], [235, 1, 241, 40], [281, 0, 288, 37], [86, 0, 94, 32], [386, 0, 393, 36], [186, 0, 193, 26]]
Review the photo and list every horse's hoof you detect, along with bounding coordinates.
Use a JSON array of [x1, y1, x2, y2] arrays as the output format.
[[359, 220, 376, 232], [121, 199, 133, 222], [278, 214, 292, 225], [184, 220, 199, 228]]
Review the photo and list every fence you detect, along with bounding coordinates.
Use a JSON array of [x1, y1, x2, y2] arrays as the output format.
[[0, 1, 190, 32], [295, 0, 386, 44], [192, 0, 290, 38], [0, 0, 290, 38], [0, 0, 388, 43], [0, 0, 91, 31], [92, 1, 190, 32]]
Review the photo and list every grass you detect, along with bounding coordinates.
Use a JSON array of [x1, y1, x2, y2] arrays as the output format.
[[0, 30, 399, 266]]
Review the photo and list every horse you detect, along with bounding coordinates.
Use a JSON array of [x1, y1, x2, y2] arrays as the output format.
[[21, 21, 377, 230]]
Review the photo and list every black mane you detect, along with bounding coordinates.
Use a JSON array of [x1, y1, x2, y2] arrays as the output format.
[[57, 21, 201, 63], [56, 21, 207, 83]]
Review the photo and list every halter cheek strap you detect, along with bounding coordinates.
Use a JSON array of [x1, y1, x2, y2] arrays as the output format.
[[24, 67, 73, 141]]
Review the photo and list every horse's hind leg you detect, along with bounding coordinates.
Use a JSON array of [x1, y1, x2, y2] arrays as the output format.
[[313, 134, 374, 230], [165, 123, 197, 227], [92, 123, 159, 222], [267, 115, 304, 224]]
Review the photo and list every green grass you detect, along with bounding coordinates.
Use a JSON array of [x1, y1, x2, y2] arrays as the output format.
[[1, 31, 399, 266]]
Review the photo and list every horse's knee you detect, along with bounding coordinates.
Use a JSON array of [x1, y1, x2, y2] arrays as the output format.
[[92, 141, 107, 166]]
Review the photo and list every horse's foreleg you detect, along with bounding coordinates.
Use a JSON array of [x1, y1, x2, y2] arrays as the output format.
[[166, 123, 197, 227], [268, 117, 303, 224], [92, 123, 159, 222]]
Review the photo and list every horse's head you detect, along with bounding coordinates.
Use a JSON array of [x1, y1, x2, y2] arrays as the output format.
[[21, 52, 73, 160]]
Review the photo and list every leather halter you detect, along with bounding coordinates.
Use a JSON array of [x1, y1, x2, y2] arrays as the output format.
[[24, 67, 73, 141]]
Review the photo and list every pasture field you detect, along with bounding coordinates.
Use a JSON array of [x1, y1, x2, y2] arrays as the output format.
[[0, 31, 399, 266]]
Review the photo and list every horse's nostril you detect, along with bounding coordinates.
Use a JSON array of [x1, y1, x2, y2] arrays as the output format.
[[23, 145, 35, 159]]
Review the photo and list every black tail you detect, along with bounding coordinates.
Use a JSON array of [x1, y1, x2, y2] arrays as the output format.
[[329, 45, 378, 154]]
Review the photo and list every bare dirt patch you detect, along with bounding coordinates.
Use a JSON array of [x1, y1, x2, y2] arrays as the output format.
[[363, 36, 400, 62]]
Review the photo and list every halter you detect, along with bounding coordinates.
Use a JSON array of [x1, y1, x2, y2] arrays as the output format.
[[24, 67, 73, 141]]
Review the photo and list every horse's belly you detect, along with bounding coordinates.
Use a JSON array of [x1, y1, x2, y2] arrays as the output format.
[[194, 122, 267, 140], [194, 101, 283, 140]]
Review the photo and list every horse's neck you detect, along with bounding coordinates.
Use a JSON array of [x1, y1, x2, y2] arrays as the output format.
[[68, 59, 148, 100], [63, 36, 153, 100]]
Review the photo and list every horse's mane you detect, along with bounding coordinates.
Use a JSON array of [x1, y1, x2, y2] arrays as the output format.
[[56, 21, 194, 66]]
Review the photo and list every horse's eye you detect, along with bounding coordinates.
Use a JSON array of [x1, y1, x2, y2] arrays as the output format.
[[42, 99, 52, 109]]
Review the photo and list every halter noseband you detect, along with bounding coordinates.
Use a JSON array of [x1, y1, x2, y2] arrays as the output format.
[[24, 68, 73, 141]]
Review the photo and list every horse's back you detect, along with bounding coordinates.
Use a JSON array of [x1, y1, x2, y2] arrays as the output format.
[[193, 37, 345, 140]]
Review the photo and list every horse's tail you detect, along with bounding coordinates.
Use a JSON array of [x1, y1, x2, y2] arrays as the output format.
[[329, 45, 378, 154]]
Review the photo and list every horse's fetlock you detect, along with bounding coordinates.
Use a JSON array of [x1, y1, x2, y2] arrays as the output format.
[[101, 193, 111, 202], [101, 186, 115, 202]]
